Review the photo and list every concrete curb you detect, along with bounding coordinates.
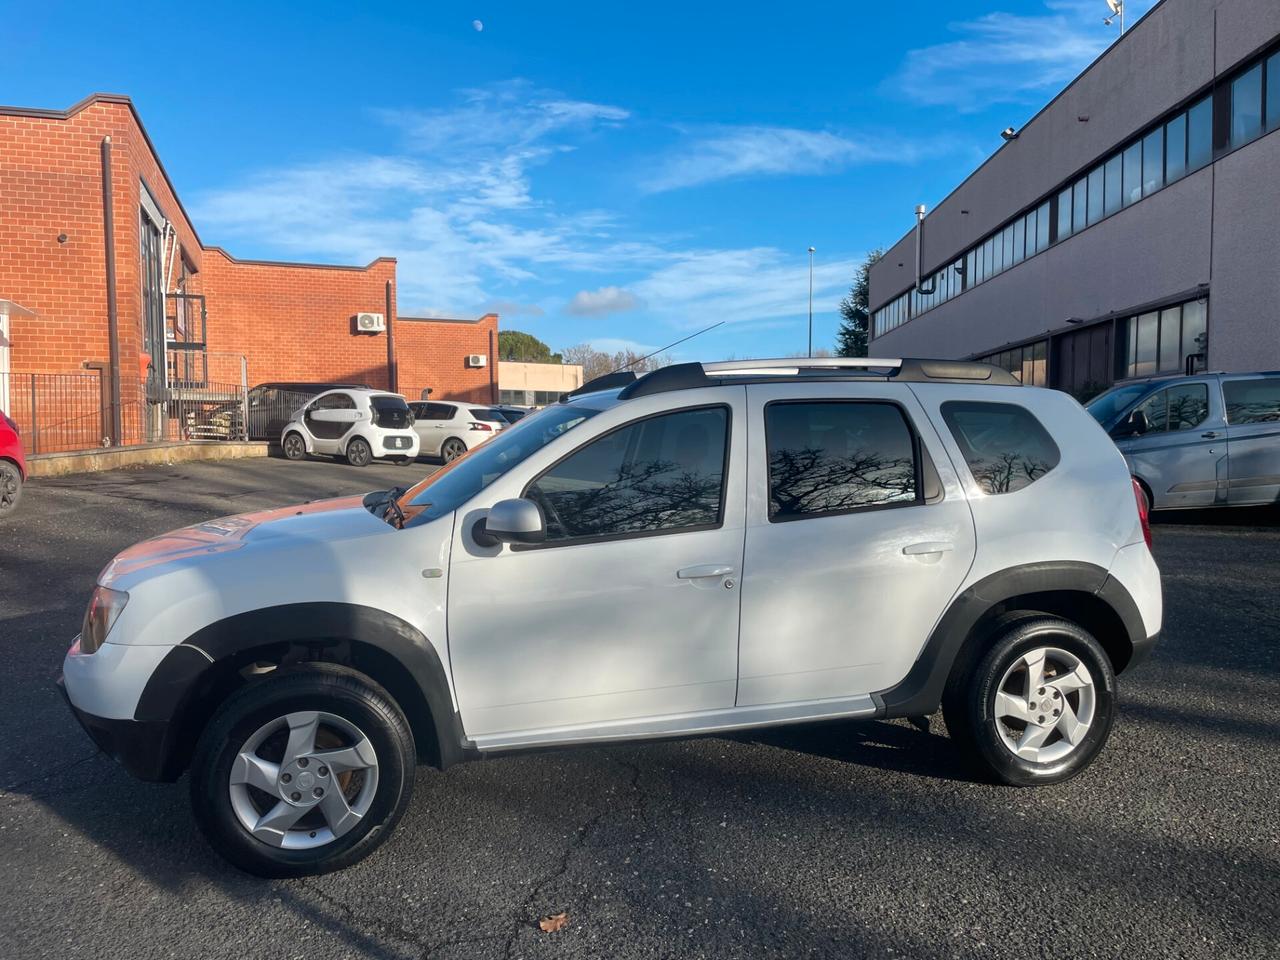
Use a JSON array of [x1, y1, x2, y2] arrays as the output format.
[[27, 441, 271, 477]]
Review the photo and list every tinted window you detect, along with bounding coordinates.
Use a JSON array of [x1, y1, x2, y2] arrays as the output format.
[[1086, 166, 1104, 225], [469, 408, 508, 422], [1141, 127, 1164, 197], [1165, 113, 1187, 182], [371, 394, 412, 428], [942, 402, 1060, 495], [1187, 96, 1213, 170], [1268, 52, 1280, 131], [422, 403, 454, 421], [1086, 383, 1152, 426], [1224, 379, 1280, 424], [1231, 63, 1263, 147], [765, 402, 917, 521], [313, 392, 354, 410], [1167, 384, 1210, 431], [526, 407, 728, 542], [1134, 390, 1169, 434], [1122, 142, 1142, 206]]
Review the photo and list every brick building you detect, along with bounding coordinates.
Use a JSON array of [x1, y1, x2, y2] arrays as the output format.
[[0, 93, 498, 453]]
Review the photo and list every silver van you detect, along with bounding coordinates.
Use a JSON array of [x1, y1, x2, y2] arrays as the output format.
[[1086, 372, 1280, 510]]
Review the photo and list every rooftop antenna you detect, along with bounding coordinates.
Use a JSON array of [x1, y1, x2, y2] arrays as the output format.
[[1103, 0, 1125, 34], [612, 320, 726, 373]]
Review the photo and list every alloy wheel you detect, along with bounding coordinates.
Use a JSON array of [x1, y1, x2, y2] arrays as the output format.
[[0, 465, 19, 514], [442, 439, 466, 462], [283, 434, 305, 460], [347, 440, 371, 466], [992, 646, 1096, 764], [227, 711, 379, 850]]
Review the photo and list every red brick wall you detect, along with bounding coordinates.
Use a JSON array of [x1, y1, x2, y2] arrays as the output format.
[[0, 94, 499, 449], [396, 313, 498, 403]]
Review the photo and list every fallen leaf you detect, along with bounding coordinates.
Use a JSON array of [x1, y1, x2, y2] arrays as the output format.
[[538, 911, 569, 933]]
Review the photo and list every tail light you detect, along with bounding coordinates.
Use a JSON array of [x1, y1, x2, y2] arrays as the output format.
[[469, 421, 492, 431], [1132, 478, 1152, 550]]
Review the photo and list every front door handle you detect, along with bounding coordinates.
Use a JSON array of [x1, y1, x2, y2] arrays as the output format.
[[677, 564, 736, 580], [902, 541, 954, 556], [1201, 431, 1220, 439]]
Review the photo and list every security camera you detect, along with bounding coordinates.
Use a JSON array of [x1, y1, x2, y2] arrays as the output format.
[[1000, 127, 1018, 141]]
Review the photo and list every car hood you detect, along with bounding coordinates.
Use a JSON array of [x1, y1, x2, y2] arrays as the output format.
[[99, 496, 388, 587]]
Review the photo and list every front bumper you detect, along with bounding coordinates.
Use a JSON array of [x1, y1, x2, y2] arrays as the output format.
[[57, 676, 176, 781]]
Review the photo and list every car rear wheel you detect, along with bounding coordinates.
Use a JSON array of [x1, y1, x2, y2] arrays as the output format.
[[943, 617, 1116, 786], [441, 438, 467, 462], [345, 437, 372, 467], [282, 432, 307, 461], [0, 461, 22, 517], [190, 664, 415, 877]]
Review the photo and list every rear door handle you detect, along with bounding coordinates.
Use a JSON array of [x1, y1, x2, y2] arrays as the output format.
[[1201, 431, 1220, 439], [902, 541, 954, 556], [677, 564, 736, 579]]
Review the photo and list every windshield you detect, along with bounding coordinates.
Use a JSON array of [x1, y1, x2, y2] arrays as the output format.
[[1085, 382, 1154, 426], [397, 402, 603, 525]]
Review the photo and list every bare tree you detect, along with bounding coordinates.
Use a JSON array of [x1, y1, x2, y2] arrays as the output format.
[[561, 344, 674, 382]]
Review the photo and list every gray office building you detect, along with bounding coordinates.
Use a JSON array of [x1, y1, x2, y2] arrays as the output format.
[[867, 0, 1280, 398]]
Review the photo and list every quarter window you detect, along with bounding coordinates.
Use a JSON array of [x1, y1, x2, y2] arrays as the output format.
[[1223, 379, 1280, 424], [526, 406, 728, 542], [941, 402, 1060, 495], [765, 402, 918, 521]]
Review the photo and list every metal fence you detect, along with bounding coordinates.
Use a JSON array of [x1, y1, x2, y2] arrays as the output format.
[[6, 369, 249, 456]]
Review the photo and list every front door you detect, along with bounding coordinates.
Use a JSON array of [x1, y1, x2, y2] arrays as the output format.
[[447, 398, 746, 741], [1116, 380, 1224, 508], [304, 393, 358, 454], [736, 383, 977, 705], [1222, 376, 1280, 506]]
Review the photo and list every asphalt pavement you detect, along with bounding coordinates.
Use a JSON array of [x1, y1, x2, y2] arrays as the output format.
[[1, 455, 1277, 959]]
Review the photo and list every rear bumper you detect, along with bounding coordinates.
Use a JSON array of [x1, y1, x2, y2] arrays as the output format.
[[57, 676, 176, 782], [1125, 629, 1161, 672]]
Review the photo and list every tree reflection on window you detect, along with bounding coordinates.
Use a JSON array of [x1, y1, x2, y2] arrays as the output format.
[[942, 401, 1060, 495], [528, 407, 727, 542], [766, 402, 917, 520]]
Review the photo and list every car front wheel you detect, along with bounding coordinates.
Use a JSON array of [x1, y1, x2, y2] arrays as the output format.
[[0, 461, 22, 517], [282, 432, 307, 461], [189, 664, 416, 877], [943, 617, 1116, 786]]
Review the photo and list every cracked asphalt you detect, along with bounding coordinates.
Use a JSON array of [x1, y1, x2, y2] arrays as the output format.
[[1, 456, 1278, 959]]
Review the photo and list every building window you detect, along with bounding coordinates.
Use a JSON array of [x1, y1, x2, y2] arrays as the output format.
[[1141, 127, 1164, 196], [1035, 201, 1050, 251], [1187, 95, 1213, 169], [1121, 299, 1208, 380], [1231, 63, 1264, 147], [1268, 51, 1280, 132], [975, 339, 1048, 387], [1165, 113, 1187, 182], [1057, 188, 1073, 239], [1122, 141, 1142, 206], [1086, 166, 1104, 226]]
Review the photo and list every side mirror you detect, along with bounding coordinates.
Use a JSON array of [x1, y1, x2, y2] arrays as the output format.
[[473, 498, 546, 547]]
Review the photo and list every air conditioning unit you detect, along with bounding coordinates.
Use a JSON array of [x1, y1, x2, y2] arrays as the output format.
[[355, 312, 385, 333], [466, 354, 488, 368]]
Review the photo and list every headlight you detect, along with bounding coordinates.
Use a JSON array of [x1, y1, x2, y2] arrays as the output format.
[[79, 586, 129, 654]]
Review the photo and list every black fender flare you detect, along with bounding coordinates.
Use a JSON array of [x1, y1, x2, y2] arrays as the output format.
[[135, 603, 467, 779], [873, 561, 1148, 719]]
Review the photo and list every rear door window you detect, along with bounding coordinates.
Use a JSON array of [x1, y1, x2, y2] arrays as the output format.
[[941, 401, 1060, 495], [1224, 378, 1280, 424], [764, 401, 919, 521]]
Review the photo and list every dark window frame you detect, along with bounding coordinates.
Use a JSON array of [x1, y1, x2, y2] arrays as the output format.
[[762, 398, 930, 525], [516, 403, 734, 550]]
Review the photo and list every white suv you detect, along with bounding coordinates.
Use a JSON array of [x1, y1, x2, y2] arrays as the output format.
[[281, 388, 418, 467], [60, 358, 1161, 877]]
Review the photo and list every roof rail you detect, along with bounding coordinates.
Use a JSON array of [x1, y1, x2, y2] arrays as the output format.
[[564, 370, 638, 399], [616, 356, 1019, 400]]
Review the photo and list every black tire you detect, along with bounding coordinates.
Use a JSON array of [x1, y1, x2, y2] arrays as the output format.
[[942, 616, 1116, 786], [394, 457, 414, 467], [190, 664, 416, 878], [282, 432, 307, 461], [441, 437, 467, 462], [345, 436, 373, 467], [0, 461, 22, 517]]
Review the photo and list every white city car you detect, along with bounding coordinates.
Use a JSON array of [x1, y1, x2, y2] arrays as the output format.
[[280, 388, 418, 467], [408, 401, 506, 462], [61, 357, 1161, 877]]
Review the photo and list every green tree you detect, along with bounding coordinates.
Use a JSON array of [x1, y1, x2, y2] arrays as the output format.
[[835, 249, 884, 358], [498, 330, 561, 363]]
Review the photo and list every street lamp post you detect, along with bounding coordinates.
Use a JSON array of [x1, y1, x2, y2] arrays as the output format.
[[807, 246, 816, 357]]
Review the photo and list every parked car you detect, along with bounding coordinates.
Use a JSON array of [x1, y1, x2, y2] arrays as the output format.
[[281, 388, 418, 467], [1086, 371, 1280, 510], [493, 404, 531, 423], [0, 410, 26, 517], [239, 382, 373, 441], [60, 357, 1161, 876], [408, 401, 506, 461]]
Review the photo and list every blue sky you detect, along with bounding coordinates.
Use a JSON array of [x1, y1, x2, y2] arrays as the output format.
[[5, 0, 1153, 360]]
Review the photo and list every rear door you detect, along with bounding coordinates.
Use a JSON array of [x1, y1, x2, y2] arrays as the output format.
[[1116, 380, 1225, 508], [1223, 375, 1280, 505], [736, 382, 976, 706]]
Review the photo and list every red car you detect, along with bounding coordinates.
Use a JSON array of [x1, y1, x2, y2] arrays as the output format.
[[1, 410, 26, 517]]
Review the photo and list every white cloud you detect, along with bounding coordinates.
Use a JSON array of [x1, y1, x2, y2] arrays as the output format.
[[888, 1, 1156, 111], [566, 286, 641, 316], [643, 125, 926, 192]]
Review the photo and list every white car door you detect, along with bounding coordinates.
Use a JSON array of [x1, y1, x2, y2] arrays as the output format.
[[736, 382, 977, 705], [303, 393, 358, 455], [447, 390, 747, 742], [411, 402, 450, 456]]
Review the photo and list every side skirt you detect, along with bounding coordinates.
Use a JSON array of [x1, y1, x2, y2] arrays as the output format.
[[468, 694, 879, 752]]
